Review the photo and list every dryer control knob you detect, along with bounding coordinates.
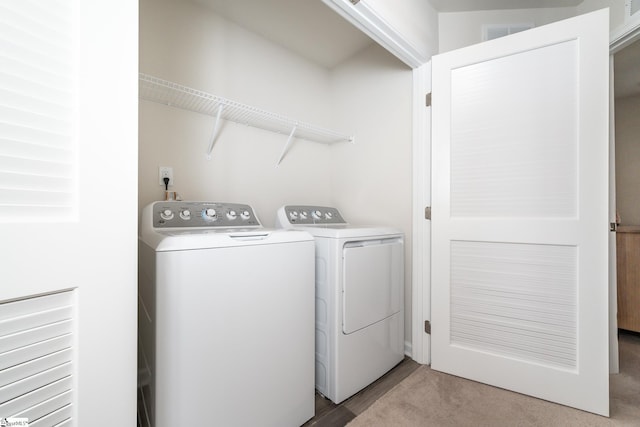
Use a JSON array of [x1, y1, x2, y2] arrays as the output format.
[[204, 208, 217, 219], [180, 209, 191, 220], [312, 210, 322, 220], [240, 210, 251, 220], [227, 210, 238, 220], [160, 209, 174, 220], [325, 212, 333, 220], [299, 211, 308, 219], [289, 211, 299, 220]]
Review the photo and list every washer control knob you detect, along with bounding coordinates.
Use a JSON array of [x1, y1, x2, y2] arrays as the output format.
[[227, 210, 238, 220], [289, 211, 299, 220], [180, 209, 191, 220], [204, 208, 217, 219], [240, 210, 251, 220], [312, 210, 322, 220], [325, 212, 333, 220], [160, 209, 174, 221], [299, 211, 308, 219]]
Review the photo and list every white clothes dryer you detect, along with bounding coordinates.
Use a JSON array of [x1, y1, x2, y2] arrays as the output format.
[[139, 201, 315, 427], [276, 205, 404, 404]]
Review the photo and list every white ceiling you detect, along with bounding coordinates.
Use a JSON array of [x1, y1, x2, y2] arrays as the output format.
[[192, 0, 640, 98], [193, 0, 373, 68]]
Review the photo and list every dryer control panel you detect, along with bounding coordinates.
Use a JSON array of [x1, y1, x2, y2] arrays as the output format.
[[152, 201, 261, 228], [278, 205, 346, 226]]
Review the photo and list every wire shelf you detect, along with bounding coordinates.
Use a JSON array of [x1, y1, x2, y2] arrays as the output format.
[[139, 73, 354, 162]]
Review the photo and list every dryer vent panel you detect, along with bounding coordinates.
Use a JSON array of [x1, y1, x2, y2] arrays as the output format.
[[483, 23, 534, 41], [0, 290, 75, 424]]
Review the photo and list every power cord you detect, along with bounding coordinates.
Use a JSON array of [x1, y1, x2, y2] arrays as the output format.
[[163, 177, 170, 191]]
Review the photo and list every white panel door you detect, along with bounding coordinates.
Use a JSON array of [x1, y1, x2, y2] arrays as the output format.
[[431, 9, 609, 416], [0, 1, 138, 425]]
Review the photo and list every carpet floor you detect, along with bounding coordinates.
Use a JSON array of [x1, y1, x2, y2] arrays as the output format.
[[347, 331, 640, 427]]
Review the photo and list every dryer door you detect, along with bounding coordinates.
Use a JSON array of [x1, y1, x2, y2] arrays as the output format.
[[342, 238, 403, 334]]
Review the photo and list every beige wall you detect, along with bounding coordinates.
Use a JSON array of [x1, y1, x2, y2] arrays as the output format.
[[139, 0, 335, 227], [615, 95, 640, 225], [139, 0, 415, 343]]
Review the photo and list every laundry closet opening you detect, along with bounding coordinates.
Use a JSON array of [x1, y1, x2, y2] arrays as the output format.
[[137, 0, 415, 382], [613, 36, 640, 336]]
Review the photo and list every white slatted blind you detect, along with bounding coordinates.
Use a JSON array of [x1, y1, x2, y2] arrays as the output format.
[[0, 1, 77, 222], [0, 291, 75, 425]]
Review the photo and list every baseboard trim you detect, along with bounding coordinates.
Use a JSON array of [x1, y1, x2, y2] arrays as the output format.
[[404, 340, 412, 358]]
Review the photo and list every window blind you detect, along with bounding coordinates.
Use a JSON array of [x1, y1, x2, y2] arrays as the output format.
[[0, 1, 77, 222]]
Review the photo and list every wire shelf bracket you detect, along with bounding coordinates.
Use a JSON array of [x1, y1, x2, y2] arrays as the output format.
[[276, 125, 298, 166], [206, 103, 225, 160], [139, 73, 355, 164]]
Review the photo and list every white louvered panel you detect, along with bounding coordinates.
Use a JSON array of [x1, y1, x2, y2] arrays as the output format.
[[0, 1, 76, 222], [450, 241, 577, 369], [450, 40, 578, 218], [0, 376, 72, 419], [28, 404, 71, 427], [14, 390, 72, 422], [0, 348, 71, 387], [0, 188, 74, 208], [0, 293, 73, 338], [0, 104, 72, 135], [0, 291, 74, 423], [0, 291, 73, 319], [0, 334, 72, 371], [0, 152, 74, 177], [0, 321, 72, 354], [0, 362, 72, 403]]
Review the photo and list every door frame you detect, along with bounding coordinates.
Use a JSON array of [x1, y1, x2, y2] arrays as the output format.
[[411, 13, 640, 368], [411, 61, 431, 363], [607, 15, 640, 374]]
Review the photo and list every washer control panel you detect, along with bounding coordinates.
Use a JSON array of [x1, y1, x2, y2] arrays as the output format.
[[153, 201, 261, 228], [281, 205, 346, 225]]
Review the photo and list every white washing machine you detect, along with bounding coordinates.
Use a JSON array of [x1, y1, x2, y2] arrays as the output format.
[[276, 205, 404, 404], [139, 201, 315, 427]]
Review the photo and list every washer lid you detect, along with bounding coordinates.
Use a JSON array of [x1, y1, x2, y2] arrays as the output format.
[[141, 228, 313, 251]]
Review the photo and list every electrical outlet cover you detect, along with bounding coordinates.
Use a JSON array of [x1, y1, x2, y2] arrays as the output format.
[[158, 166, 173, 186]]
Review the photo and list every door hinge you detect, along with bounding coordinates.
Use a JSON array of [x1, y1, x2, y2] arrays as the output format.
[[425, 92, 432, 107], [424, 320, 431, 334], [425, 206, 431, 220], [610, 222, 618, 232]]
